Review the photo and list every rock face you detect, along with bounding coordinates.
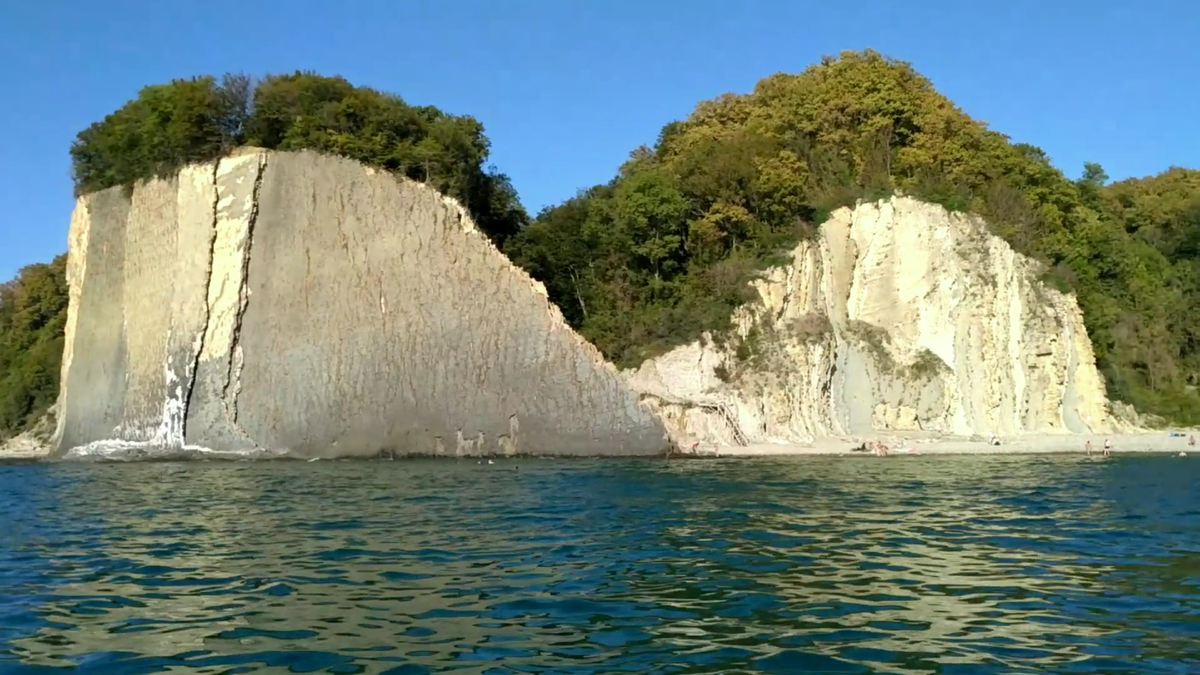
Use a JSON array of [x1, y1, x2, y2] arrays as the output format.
[[52, 149, 670, 459], [625, 196, 1129, 445]]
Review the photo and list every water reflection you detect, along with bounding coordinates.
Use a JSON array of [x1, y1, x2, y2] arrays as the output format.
[[0, 455, 1197, 674]]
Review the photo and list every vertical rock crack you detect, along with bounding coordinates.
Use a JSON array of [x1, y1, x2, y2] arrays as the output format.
[[179, 159, 223, 443], [221, 155, 267, 426]]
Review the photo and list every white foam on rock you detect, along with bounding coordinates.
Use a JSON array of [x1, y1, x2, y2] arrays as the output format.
[[61, 345, 279, 460]]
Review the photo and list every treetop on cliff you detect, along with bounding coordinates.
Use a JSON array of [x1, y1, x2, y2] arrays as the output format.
[[69, 71, 527, 246]]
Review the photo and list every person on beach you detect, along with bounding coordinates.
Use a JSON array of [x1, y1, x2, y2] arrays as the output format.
[[1085, 439, 1092, 456], [1189, 435, 1195, 447], [864, 440, 888, 456], [1103, 438, 1112, 457]]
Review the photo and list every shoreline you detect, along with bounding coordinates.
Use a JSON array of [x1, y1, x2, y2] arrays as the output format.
[[678, 431, 1196, 457], [0, 436, 50, 460], [3, 431, 1196, 462]]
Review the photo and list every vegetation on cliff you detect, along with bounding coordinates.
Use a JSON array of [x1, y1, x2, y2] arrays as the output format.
[[2, 54, 1199, 434], [0, 256, 67, 439], [1097, 168, 1200, 417], [505, 50, 1200, 422], [70, 72, 528, 245]]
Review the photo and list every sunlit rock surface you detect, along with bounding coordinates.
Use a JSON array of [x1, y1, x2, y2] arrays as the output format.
[[52, 149, 669, 459], [626, 196, 1132, 445]]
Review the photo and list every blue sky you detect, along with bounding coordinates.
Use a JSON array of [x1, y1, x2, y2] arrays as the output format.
[[1, 0, 1196, 280]]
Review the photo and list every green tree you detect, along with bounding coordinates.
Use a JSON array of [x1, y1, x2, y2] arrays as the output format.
[[612, 169, 689, 284], [0, 256, 68, 439]]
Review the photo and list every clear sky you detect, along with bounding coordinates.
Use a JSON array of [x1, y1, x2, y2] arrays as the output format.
[[1, 0, 1196, 280]]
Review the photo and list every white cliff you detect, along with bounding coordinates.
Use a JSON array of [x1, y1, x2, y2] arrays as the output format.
[[50, 149, 670, 459], [625, 196, 1132, 446]]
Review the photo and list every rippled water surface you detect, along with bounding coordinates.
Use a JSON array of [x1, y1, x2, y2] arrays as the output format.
[[1, 455, 1198, 674]]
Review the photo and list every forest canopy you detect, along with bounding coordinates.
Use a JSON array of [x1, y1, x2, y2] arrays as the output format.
[[2, 54, 1199, 441]]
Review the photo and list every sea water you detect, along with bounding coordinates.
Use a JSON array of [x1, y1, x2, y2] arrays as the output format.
[[0, 454, 1197, 674]]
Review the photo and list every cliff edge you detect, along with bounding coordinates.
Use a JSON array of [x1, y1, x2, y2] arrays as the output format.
[[625, 196, 1135, 445], [51, 149, 670, 459]]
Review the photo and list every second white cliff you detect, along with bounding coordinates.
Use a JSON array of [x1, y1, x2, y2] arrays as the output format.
[[625, 195, 1128, 446]]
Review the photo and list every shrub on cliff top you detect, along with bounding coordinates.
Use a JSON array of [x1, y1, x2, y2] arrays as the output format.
[[70, 72, 528, 246], [504, 49, 1200, 421]]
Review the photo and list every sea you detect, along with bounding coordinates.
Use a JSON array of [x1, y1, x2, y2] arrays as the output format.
[[0, 454, 1196, 674]]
